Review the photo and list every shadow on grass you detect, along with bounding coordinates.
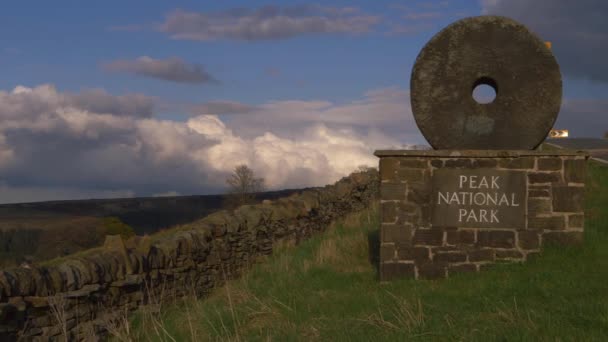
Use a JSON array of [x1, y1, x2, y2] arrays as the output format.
[[367, 228, 380, 277]]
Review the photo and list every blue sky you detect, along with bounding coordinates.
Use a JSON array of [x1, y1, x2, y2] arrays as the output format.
[[0, 0, 476, 104], [0, 0, 606, 203]]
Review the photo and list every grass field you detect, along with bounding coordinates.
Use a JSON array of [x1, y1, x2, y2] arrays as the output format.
[[113, 161, 608, 341]]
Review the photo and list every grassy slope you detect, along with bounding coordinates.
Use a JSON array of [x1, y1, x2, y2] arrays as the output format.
[[117, 161, 608, 341]]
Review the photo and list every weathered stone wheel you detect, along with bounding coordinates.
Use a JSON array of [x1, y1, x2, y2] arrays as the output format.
[[410, 16, 562, 150]]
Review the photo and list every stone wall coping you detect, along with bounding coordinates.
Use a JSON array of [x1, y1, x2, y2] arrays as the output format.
[[374, 149, 590, 158]]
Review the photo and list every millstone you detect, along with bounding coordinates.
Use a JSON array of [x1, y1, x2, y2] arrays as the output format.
[[410, 15, 562, 150]]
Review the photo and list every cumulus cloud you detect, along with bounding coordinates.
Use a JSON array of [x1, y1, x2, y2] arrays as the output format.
[[68, 89, 156, 118], [216, 87, 419, 140], [481, 0, 608, 83], [103, 56, 218, 84], [159, 5, 380, 41], [0, 84, 422, 203]]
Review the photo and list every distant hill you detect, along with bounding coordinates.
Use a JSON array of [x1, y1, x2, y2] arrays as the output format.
[[0, 188, 314, 235], [543, 138, 608, 164], [0, 187, 315, 268]]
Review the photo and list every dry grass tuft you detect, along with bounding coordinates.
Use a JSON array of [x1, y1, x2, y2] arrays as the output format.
[[357, 291, 425, 334]]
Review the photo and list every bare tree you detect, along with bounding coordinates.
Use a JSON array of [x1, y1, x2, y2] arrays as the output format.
[[224, 164, 265, 209]]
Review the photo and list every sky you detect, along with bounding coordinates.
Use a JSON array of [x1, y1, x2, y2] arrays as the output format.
[[0, 0, 606, 203]]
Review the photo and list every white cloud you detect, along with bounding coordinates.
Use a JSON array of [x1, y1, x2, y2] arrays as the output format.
[[103, 56, 218, 84], [0, 84, 423, 203], [159, 5, 380, 41]]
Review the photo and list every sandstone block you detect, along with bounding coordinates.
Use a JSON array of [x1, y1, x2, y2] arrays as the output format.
[[517, 230, 540, 250], [380, 158, 399, 181], [498, 157, 534, 169], [564, 159, 586, 183], [528, 216, 565, 230], [468, 249, 495, 262], [397, 246, 430, 262], [382, 224, 412, 244], [413, 229, 444, 246], [537, 158, 562, 171], [399, 159, 428, 168], [553, 186, 584, 212], [434, 252, 467, 263], [477, 230, 515, 248], [380, 183, 406, 200]]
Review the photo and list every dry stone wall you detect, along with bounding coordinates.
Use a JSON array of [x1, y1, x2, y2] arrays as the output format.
[[0, 169, 378, 341]]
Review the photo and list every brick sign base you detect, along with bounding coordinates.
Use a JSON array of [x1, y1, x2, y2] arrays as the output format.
[[374, 149, 589, 280]]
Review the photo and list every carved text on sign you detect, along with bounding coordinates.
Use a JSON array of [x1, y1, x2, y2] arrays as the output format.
[[431, 169, 526, 228]]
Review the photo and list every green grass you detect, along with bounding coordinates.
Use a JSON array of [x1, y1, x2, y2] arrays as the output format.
[[115, 161, 608, 341]]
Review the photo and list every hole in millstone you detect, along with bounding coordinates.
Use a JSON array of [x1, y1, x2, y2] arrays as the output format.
[[472, 76, 498, 104]]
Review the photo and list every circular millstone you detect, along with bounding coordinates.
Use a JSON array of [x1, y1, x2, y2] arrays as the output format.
[[410, 15, 562, 150]]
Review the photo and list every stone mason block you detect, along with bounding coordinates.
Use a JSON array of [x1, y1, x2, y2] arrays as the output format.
[[400, 201, 419, 213], [397, 246, 430, 262], [419, 204, 432, 225], [380, 182, 407, 201], [380, 262, 416, 281], [517, 230, 540, 250], [446, 230, 475, 245], [382, 224, 413, 244], [552, 186, 585, 212], [498, 157, 535, 169], [380, 244, 396, 261], [564, 159, 586, 183], [495, 250, 524, 260], [528, 215, 566, 230], [398, 211, 420, 226], [380, 158, 399, 181], [528, 172, 561, 184], [407, 182, 431, 205], [468, 248, 495, 262], [471, 159, 498, 168], [397, 169, 427, 182], [444, 159, 473, 168], [477, 230, 515, 248], [537, 158, 562, 171], [399, 158, 428, 168], [527, 198, 552, 217], [567, 214, 584, 229], [417, 262, 447, 279], [542, 231, 584, 246], [413, 229, 444, 246], [431, 246, 460, 252], [398, 202, 421, 225], [430, 159, 444, 168], [381, 201, 398, 223], [528, 185, 550, 198], [434, 251, 467, 263]]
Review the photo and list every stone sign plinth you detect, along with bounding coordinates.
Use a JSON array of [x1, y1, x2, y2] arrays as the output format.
[[376, 150, 588, 280]]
